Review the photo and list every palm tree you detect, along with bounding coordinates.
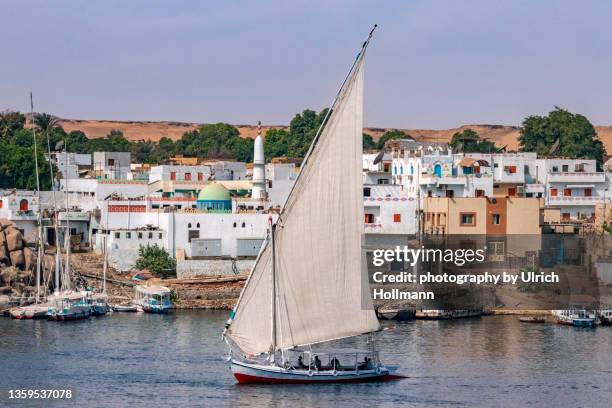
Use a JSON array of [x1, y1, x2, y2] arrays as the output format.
[[33, 112, 60, 134]]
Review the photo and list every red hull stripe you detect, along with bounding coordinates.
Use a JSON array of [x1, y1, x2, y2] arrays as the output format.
[[234, 373, 406, 384]]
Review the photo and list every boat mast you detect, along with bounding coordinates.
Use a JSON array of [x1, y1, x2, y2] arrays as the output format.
[[270, 220, 277, 361], [63, 138, 71, 290], [43, 114, 61, 295], [30, 93, 43, 304], [102, 235, 108, 294]]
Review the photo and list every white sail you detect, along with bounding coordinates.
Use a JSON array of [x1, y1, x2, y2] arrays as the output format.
[[227, 42, 379, 356]]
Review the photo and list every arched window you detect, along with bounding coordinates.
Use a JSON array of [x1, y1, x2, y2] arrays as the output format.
[[196, 223, 200, 228], [188, 223, 192, 228], [19, 199, 28, 211], [242, 222, 246, 228], [233, 222, 237, 228]]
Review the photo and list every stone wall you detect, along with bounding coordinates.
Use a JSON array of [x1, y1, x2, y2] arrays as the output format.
[[176, 259, 254, 278]]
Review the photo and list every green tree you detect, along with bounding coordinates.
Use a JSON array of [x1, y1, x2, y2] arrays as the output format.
[[363, 133, 376, 149], [377, 129, 412, 150], [519, 107, 606, 166], [450, 129, 501, 153], [134, 244, 176, 275]]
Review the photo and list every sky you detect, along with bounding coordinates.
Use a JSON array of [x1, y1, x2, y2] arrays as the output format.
[[2, 0, 612, 129]]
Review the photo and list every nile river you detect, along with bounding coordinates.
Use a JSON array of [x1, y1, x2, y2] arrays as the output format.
[[1, 311, 611, 407]]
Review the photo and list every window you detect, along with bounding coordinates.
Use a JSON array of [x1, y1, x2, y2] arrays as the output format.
[[492, 214, 501, 225], [585, 188, 592, 197], [148, 232, 153, 239], [188, 230, 200, 242], [115, 232, 120, 239], [185, 172, 192, 181], [170, 172, 176, 181], [126, 232, 131, 239], [550, 188, 558, 197], [19, 199, 28, 211], [460, 213, 476, 226], [233, 222, 237, 228], [564, 188, 572, 197], [552, 166, 558, 172], [364, 213, 375, 223], [138, 232, 143, 239], [562, 213, 570, 221], [196, 223, 200, 228], [427, 190, 432, 197], [393, 214, 401, 223], [108, 158, 115, 166], [508, 187, 516, 197], [475, 189, 485, 197], [198, 172, 203, 181], [158, 233, 162, 239], [378, 179, 389, 185], [445, 190, 454, 198], [188, 223, 192, 228], [524, 165, 530, 175], [575, 164, 585, 172], [242, 222, 246, 228], [363, 187, 371, 197], [0, 200, 3, 208], [463, 166, 473, 175], [562, 165, 568, 172]]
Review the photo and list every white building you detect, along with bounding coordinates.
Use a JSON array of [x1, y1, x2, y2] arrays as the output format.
[[93, 152, 132, 180], [149, 165, 212, 183], [536, 158, 608, 220]]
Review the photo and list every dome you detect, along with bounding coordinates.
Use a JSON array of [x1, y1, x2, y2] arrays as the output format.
[[197, 183, 231, 201]]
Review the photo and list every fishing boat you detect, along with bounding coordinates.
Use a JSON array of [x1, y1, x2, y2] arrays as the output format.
[[47, 292, 92, 321], [133, 285, 172, 314], [376, 306, 416, 321], [596, 310, 612, 326], [90, 293, 109, 316], [223, 26, 401, 384], [518, 316, 546, 324], [553, 310, 596, 327]]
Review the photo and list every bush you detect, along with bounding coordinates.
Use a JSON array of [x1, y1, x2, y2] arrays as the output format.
[[134, 244, 176, 276]]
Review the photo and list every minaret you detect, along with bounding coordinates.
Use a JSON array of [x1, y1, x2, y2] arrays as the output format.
[[252, 121, 267, 200]]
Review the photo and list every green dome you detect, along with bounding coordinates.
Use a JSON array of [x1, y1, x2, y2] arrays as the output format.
[[197, 183, 231, 201]]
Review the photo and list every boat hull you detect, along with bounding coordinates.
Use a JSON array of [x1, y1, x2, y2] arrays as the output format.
[[231, 360, 399, 384]]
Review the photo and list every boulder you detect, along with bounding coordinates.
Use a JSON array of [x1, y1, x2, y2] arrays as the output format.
[[0, 286, 12, 295], [0, 218, 14, 230], [5, 228, 23, 252], [0, 295, 9, 308], [23, 247, 36, 272], [0, 245, 8, 264], [0, 230, 6, 246], [0, 267, 19, 284], [9, 250, 25, 268]]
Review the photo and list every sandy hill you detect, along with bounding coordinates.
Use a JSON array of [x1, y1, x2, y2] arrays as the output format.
[[58, 118, 612, 153]]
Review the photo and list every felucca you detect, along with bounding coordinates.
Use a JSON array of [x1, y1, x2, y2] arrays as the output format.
[[223, 26, 401, 384]]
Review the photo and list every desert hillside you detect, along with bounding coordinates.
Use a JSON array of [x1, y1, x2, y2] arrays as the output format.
[[58, 118, 612, 153]]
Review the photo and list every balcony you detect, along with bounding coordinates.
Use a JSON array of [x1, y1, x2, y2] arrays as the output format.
[[59, 211, 91, 222], [547, 196, 608, 206], [548, 172, 606, 183], [525, 183, 545, 193], [419, 174, 470, 185]]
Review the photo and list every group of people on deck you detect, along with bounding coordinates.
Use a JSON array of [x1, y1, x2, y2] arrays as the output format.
[[296, 355, 373, 371]]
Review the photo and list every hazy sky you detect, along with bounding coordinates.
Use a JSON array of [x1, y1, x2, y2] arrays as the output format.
[[2, 0, 612, 129]]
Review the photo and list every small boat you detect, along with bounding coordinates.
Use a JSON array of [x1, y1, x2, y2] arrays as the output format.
[[519, 316, 546, 323], [596, 310, 612, 326], [416, 309, 482, 320], [47, 292, 92, 321], [112, 304, 140, 313], [90, 293, 109, 316], [223, 27, 401, 384], [553, 310, 596, 327], [376, 306, 416, 321], [133, 285, 172, 314]]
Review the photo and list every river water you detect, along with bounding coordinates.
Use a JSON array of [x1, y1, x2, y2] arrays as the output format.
[[1, 311, 610, 407]]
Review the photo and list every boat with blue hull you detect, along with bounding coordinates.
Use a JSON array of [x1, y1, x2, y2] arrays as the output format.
[[133, 285, 172, 314], [47, 292, 92, 321], [553, 310, 596, 327]]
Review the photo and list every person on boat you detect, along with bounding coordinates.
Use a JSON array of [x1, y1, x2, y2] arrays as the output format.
[[330, 357, 343, 371], [314, 355, 322, 371], [297, 356, 308, 369], [358, 357, 373, 370]]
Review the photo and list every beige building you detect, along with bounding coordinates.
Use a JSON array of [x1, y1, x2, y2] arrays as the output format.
[[423, 197, 542, 235]]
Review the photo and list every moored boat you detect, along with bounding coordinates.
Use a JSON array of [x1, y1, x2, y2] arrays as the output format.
[[47, 292, 92, 321], [596, 310, 612, 326], [553, 310, 596, 327], [90, 294, 109, 316], [112, 304, 140, 313], [133, 285, 172, 314]]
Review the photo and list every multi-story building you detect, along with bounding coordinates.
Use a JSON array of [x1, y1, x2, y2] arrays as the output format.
[[536, 158, 608, 220], [93, 152, 132, 180]]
